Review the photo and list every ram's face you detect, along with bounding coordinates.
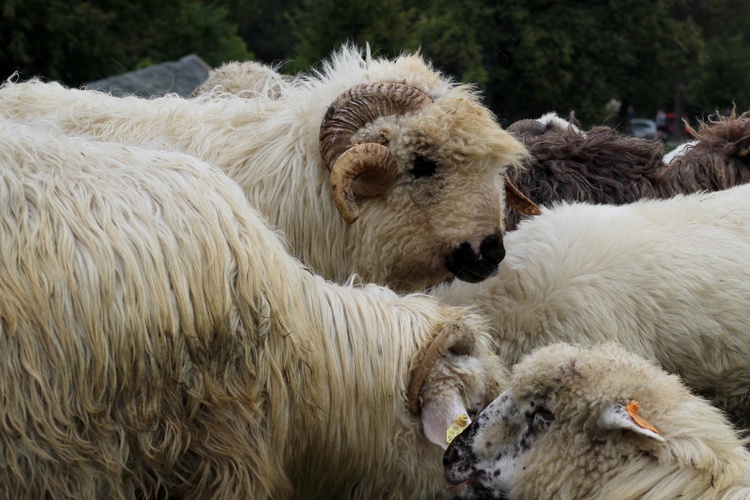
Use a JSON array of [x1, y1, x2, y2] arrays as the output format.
[[443, 390, 553, 500], [320, 83, 528, 292]]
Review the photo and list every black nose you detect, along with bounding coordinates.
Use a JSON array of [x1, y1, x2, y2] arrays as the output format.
[[445, 232, 505, 283]]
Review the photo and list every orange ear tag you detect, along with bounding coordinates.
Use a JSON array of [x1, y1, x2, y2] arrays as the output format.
[[626, 401, 659, 434]]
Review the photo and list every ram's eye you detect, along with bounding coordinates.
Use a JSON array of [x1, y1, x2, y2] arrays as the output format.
[[467, 401, 483, 419], [410, 155, 437, 178], [534, 405, 555, 427]]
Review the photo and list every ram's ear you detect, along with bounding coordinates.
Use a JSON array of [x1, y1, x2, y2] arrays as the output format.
[[503, 172, 541, 216], [421, 391, 472, 450], [599, 401, 665, 443]]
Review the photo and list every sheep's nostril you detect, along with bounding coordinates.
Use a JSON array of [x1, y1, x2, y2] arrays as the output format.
[[445, 231, 505, 283], [480, 232, 505, 264]]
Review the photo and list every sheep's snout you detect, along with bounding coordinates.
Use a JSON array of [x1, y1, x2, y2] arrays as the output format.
[[445, 231, 505, 283]]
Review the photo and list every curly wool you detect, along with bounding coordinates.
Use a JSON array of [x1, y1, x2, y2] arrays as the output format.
[[190, 60, 294, 99], [0, 118, 506, 499]]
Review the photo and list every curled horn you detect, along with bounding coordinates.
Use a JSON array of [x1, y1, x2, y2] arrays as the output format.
[[329, 143, 397, 224], [320, 82, 432, 223], [507, 118, 547, 137], [407, 322, 476, 415]]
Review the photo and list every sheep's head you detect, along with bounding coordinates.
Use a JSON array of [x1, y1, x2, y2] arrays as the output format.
[[319, 80, 534, 290], [407, 318, 508, 452], [443, 343, 744, 499], [657, 110, 750, 195]]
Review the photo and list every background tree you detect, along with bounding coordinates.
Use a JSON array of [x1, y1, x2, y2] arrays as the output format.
[[214, 0, 297, 65], [287, 0, 419, 71], [0, 0, 251, 86], [2, 0, 748, 132], [138, 1, 252, 69], [411, 0, 703, 127], [684, 0, 750, 117]]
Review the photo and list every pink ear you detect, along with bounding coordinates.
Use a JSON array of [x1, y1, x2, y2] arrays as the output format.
[[599, 403, 665, 443], [421, 391, 471, 450]]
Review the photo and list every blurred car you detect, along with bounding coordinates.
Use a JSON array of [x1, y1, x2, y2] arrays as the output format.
[[627, 118, 659, 139]]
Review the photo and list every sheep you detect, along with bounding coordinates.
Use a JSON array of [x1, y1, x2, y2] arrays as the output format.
[[655, 110, 750, 195], [189, 59, 294, 99], [0, 117, 510, 499], [663, 139, 696, 163], [503, 113, 664, 231], [433, 183, 750, 431], [443, 342, 750, 499], [0, 45, 532, 293], [504, 110, 750, 231]]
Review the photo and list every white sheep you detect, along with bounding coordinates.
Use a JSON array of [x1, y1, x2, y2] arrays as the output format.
[[0, 45, 531, 292], [444, 342, 750, 499], [433, 184, 750, 430], [0, 117, 509, 499], [189, 59, 294, 99]]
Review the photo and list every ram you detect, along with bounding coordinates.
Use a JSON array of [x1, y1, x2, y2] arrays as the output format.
[[434, 184, 750, 429], [0, 45, 531, 292], [0, 118, 508, 499], [444, 343, 750, 499]]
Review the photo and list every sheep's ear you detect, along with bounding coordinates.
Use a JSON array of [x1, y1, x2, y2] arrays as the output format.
[[420, 392, 471, 450], [599, 401, 665, 443], [504, 172, 541, 216]]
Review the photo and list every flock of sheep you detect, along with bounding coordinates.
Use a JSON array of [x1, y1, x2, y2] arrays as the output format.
[[1, 44, 750, 498]]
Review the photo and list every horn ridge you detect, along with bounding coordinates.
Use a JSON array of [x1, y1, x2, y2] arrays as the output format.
[[320, 82, 432, 169]]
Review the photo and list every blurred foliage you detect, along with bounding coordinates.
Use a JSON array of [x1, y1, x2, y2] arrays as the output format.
[[141, 1, 252, 68], [287, 0, 421, 71], [0, 0, 251, 85], [1, 0, 747, 128]]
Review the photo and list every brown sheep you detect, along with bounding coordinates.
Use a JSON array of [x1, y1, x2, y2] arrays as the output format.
[[504, 111, 750, 230], [504, 113, 663, 231], [655, 110, 750, 195]]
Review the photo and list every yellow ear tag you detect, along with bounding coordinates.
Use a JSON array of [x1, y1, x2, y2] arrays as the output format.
[[626, 400, 660, 434], [446, 413, 470, 444]]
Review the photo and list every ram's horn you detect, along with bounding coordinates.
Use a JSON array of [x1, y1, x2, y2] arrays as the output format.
[[507, 118, 547, 137], [320, 83, 432, 223], [407, 322, 475, 415], [328, 143, 398, 224], [320, 82, 432, 167]]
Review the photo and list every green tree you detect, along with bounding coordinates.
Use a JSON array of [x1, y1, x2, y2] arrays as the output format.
[[412, 0, 702, 127], [0, 0, 252, 86], [215, 0, 299, 65], [288, 0, 419, 71], [141, 1, 253, 69], [684, 0, 750, 116], [0, 0, 124, 83]]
